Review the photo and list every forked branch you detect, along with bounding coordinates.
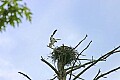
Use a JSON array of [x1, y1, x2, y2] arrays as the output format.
[[41, 56, 59, 77], [66, 61, 93, 74], [94, 66, 120, 80], [73, 35, 88, 50], [73, 46, 120, 80], [69, 40, 92, 80], [93, 69, 101, 80]]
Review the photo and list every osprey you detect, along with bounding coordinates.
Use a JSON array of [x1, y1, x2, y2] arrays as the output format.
[[47, 30, 61, 49]]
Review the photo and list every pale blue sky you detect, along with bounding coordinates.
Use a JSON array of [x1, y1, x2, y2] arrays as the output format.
[[0, 0, 120, 80]]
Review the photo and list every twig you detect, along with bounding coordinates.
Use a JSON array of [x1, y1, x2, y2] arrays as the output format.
[[18, 72, 31, 80], [50, 76, 57, 80], [77, 58, 93, 61], [72, 74, 85, 80], [93, 69, 101, 80], [41, 56, 59, 77], [66, 58, 105, 73], [73, 46, 120, 80], [94, 66, 120, 80], [73, 35, 87, 50], [78, 41, 92, 56], [69, 40, 92, 80], [66, 61, 93, 74], [112, 50, 120, 53]]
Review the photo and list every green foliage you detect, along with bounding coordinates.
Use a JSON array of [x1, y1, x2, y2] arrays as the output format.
[[0, 0, 32, 31]]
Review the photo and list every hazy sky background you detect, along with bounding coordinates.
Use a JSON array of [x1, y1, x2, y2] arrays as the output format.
[[0, 0, 120, 80]]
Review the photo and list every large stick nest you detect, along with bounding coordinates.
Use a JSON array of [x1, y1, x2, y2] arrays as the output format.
[[50, 45, 78, 66]]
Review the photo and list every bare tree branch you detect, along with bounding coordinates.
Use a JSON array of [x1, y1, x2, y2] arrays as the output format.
[[18, 72, 31, 80], [41, 56, 59, 77], [114, 50, 120, 53], [45, 30, 120, 80], [69, 40, 92, 80], [94, 66, 120, 80], [66, 59, 105, 75], [50, 76, 57, 80], [73, 35, 88, 50], [73, 46, 120, 80], [77, 58, 93, 61], [93, 69, 101, 80], [71, 74, 85, 80], [66, 61, 93, 74]]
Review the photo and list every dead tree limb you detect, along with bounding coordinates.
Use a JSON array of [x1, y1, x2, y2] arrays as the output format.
[[93, 69, 101, 80], [71, 74, 85, 80], [94, 66, 120, 80], [18, 72, 31, 80], [50, 76, 57, 80], [69, 40, 92, 80], [41, 56, 59, 77], [73, 35, 87, 50], [66, 61, 93, 74], [73, 46, 120, 80]]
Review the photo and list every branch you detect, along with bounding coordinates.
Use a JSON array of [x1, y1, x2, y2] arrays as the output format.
[[77, 58, 93, 61], [112, 50, 120, 53], [66, 59, 105, 75], [71, 74, 85, 80], [93, 69, 101, 80], [73, 35, 87, 50], [77, 41, 92, 60], [18, 72, 31, 80], [50, 76, 57, 80], [69, 40, 92, 80], [73, 46, 120, 80], [94, 66, 120, 80], [66, 61, 93, 74], [41, 56, 59, 77]]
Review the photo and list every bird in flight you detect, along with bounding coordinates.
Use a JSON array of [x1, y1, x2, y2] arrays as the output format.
[[47, 29, 61, 49]]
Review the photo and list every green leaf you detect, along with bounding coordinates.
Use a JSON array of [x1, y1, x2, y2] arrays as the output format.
[[0, 0, 32, 31]]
